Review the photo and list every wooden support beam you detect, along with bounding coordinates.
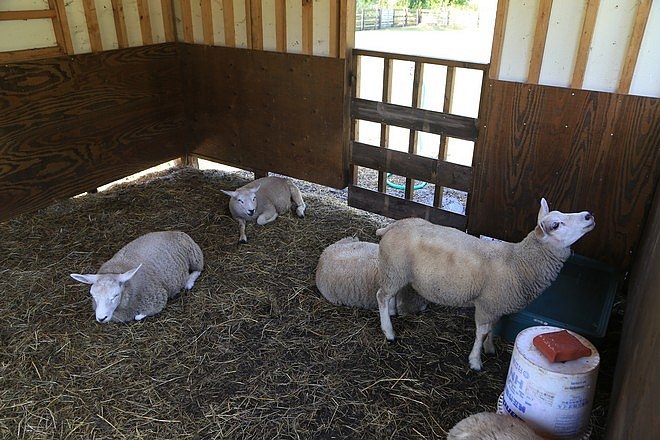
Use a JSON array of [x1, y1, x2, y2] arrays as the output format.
[[571, 0, 599, 89], [435, 65, 455, 207], [201, 0, 215, 45], [223, 0, 236, 47], [111, 0, 129, 48], [378, 57, 394, 193], [49, 0, 75, 54], [82, 0, 104, 52], [329, 0, 339, 57], [405, 61, 424, 200], [0, 47, 64, 64], [249, 0, 263, 50], [302, 0, 313, 55], [161, 0, 176, 42], [528, 0, 553, 84], [275, 0, 287, 52], [136, 0, 153, 45], [0, 10, 56, 20], [617, 0, 652, 94], [489, 0, 509, 80], [339, 0, 355, 59], [180, 0, 194, 43]]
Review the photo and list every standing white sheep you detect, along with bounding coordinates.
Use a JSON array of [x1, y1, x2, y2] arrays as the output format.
[[448, 412, 543, 440], [70, 231, 204, 323], [375, 198, 595, 370], [222, 176, 306, 243], [315, 237, 428, 315]]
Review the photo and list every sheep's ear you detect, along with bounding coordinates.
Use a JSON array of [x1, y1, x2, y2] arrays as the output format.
[[221, 189, 237, 198], [118, 264, 142, 283], [70, 273, 99, 285], [538, 198, 550, 224]]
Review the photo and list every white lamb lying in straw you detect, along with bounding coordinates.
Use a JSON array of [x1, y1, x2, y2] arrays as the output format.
[[375, 198, 595, 370], [447, 412, 543, 440], [70, 231, 204, 323], [222, 176, 306, 243], [315, 237, 428, 315]]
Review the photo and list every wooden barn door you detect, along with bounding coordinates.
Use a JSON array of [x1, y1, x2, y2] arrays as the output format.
[[348, 49, 488, 230]]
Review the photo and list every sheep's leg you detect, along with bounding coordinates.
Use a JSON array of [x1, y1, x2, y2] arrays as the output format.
[[377, 288, 397, 341], [257, 209, 278, 225], [483, 330, 495, 354], [468, 322, 494, 371], [387, 295, 397, 316], [238, 219, 248, 243], [288, 183, 306, 217], [186, 271, 202, 290]]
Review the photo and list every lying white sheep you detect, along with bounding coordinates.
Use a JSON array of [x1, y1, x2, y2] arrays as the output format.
[[448, 412, 543, 440], [222, 176, 306, 243], [70, 231, 204, 323], [375, 198, 595, 370], [315, 237, 428, 315]]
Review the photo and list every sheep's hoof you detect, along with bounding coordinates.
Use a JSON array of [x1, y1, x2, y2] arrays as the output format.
[[386, 337, 397, 345], [238, 238, 248, 244]]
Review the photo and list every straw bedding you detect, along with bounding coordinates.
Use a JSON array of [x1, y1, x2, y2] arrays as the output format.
[[0, 167, 614, 439]]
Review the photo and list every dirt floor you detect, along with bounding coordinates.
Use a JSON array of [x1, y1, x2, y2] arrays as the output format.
[[0, 167, 619, 439]]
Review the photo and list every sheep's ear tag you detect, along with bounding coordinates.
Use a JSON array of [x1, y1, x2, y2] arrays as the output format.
[[118, 264, 142, 283]]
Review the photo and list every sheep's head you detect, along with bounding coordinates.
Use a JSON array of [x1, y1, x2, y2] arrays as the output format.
[[222, 185, 260, 218], [70, 265, 142, 323], [535, 198, 595, 248]]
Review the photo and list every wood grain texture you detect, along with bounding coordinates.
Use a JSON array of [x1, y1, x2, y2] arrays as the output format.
[[160, 0, 176, 42], [181, 44, 346, 188], [0, 44, 189, 222], [201, 0, 215, 45], [180, 0, 194, 43], [136, 0, 154, 45], [111, 0, 129, 48], [571, 0, 599, 89], [351, 98, 479, 141], [469, 79, 660, 270], [348, 185, 467, 230], [223, 0, 236, 47], [82, 0, 103, 52]]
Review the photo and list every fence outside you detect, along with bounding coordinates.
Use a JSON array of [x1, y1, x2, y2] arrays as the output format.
[[355, 8, 480, 31]]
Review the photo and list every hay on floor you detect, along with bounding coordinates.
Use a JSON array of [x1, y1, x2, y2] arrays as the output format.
[[0, 167, 611, 439]]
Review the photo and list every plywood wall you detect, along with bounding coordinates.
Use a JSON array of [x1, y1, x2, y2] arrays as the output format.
[[491, 0, 659, 97]]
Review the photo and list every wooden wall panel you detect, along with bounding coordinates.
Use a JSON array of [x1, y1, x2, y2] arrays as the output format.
[[0, 44, 189, 222], [606, 180, 659, 438], [469, 79, 660, 270], [181, 44, 346, 188]]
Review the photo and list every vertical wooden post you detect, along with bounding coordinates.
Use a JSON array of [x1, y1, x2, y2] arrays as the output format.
[[49, 0, 74, 54], [111, 0, 129, 48], [180, 0, 194, 43], [617, 0, 652, 94], [378, 57, 394, 194], [275, 0, 287, 52], [223, 0, 236, 47], [349, 53, 361, 186], [249, 0, 263, 50], [82, 0, 103, 52], [434, 65, 455, 208], [136, 0, 153, 45], [527, 0, 553, 84], [302, 0, 313, 55], [404, 61, 424, 200], [329, 0, 339, 58], [201, 0, 215, 45], [161, 0, 176, 42], [571, 0, 599, 89], [489, 0, 509, 80]]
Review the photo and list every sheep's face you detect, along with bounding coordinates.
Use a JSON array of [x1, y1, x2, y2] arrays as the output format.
[[70, 265, 141, 323], [223, 185, 260, 218], [536, 198, 595, 248]]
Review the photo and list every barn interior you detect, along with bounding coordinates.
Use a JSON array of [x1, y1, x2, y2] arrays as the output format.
[[1, 1, 658, 438]]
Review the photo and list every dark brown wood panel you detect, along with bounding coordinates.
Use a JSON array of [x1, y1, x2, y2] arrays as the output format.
[[0, 44, 189, 222], [181, 44, 346, 189], [348, 185, 467, 230], [469, 79, 660, 270], [606, 181, 659, 438], [351, 141, 472, 192], [351, 98, 479, 141]]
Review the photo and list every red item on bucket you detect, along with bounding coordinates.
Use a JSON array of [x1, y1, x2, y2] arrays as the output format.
[[533, 330, 592, 362]]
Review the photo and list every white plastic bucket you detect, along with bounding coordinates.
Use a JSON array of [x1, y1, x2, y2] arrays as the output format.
[[501, 326, 599, 439]]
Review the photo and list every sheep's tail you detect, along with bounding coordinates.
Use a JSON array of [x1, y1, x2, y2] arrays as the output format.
[[376, 222, 397, 237]]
